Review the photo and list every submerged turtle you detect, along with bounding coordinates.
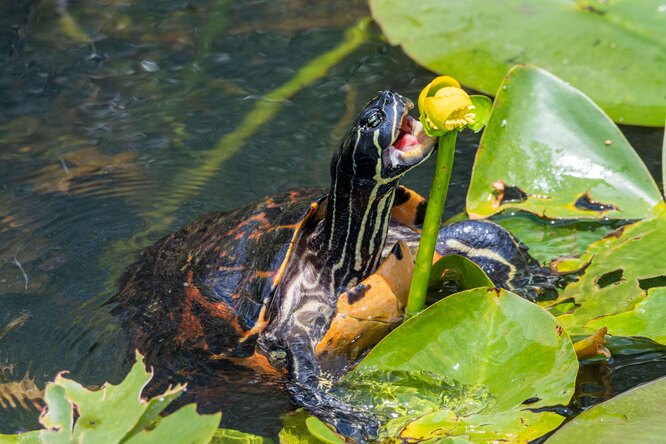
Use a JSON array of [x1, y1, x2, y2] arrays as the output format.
[[116, 91, 555, 442]]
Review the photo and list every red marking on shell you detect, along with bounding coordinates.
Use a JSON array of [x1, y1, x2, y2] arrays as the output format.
[[176, 271, 249, 348], [224, 211, 272, 239], [176, 274, 208, 349], [264, 198, 280, 208], [266, 223, 300, 233], [255, 271, 276, 279]]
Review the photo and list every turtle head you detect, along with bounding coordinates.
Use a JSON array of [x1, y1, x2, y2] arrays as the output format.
[[332, 90, 436, 184]]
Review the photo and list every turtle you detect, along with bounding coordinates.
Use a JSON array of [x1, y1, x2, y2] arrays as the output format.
[[115, 90, 556, 442]]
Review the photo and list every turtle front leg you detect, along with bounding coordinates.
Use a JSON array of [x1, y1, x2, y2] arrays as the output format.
[[284, 336, 379, 443]]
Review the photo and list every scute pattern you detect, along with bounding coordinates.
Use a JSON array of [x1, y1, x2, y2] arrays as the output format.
[[115, 189, 323, 366]]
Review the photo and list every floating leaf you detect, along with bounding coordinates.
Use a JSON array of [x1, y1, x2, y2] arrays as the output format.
[[279, 411, 335, 444], [210, 428, 274, 443], [124, 404, 219, 444], [0, 352, 221, 444], [346, 288, 578, 442], [304, 418, 344, 444], [466, 66, 663, 220], [586, 288, 666, 344], [370, 0, 666, 126], [39, 384, 72, 443], [429, 254, 493, 289], [493, 214, 620, 266], [547, 376, 666, 443], [556, 205, 666, 337]]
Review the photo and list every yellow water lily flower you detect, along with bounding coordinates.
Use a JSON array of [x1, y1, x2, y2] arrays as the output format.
[[418, 76, 477, 135]]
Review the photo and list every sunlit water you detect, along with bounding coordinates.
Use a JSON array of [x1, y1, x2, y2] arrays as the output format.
[[0, 0, 665, 438]]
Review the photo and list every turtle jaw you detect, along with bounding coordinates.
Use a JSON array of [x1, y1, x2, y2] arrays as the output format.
[[382, 114, 437, 173]]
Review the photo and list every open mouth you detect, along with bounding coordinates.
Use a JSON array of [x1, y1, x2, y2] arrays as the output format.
[[383, 114, 437, 169]]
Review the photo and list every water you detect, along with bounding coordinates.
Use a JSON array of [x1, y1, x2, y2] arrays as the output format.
[[0, 0, 664, 439]]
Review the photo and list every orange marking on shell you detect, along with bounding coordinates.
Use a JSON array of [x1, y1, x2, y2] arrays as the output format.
[[212, 351, 285, 378], [315, 241, 415, 364], [177, 271, 251, 344], [255, 270, 276, 279], [391, 187, 426, 229], [181, 272, 272, 344], [224, 211, 272, 238], [176, 273, 208, 349], [239, 305, 270, 343], [179, 253, 194, 272], [266, 223, 300, 233], [264, 198, 280, 209]]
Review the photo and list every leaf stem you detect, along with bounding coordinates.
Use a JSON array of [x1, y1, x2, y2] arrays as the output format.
[[406, 131, 457, 316]]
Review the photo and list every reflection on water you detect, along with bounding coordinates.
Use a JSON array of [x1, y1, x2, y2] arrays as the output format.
[[0, 0, 664, 438]]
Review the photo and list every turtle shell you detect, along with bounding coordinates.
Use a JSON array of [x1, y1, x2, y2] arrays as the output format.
[[115, 189, 324, 368]]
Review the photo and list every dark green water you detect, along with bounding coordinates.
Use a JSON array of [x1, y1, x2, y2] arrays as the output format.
[[0, 0, 664, 439]]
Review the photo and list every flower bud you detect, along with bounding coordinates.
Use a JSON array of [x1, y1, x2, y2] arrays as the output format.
[[418, 76, 478, 135]]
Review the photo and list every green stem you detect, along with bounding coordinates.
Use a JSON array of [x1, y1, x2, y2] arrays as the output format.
[[405, 131, 457, 317]]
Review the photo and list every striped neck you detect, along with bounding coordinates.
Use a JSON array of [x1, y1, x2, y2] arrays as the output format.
[[315, 167, 399, 293]]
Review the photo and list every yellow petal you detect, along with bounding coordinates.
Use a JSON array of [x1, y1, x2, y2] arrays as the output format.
[[424, 87, 475, 131], [418, 76, 462, 116]]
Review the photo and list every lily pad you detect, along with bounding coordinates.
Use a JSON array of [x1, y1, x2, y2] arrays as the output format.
[[429, 254, 493, 289], [370, 0, 666, 126], [586, 288, 666, 344], [210, 428, 274, 443], [279, 411, 343, 444], [345, 288, 578, 442], [555, 205, 666, 337], [466, 65, 663, 220], [493, 213, 620, 266], [1, 352, 221, 444], [547, 376, 666, 443]]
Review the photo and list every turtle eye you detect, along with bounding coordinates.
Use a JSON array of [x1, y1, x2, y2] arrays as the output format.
[[360, 109, 385, 130]]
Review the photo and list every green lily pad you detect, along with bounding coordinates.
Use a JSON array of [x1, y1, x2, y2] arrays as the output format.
[[370, 0, 666, 126], [210, 428, 274, 443], [0, 352, 221, 444], [466, 65, 663, 220], [547, 376, 666, 443], [346, 288, 578, 442], [278, 411, 342, 444], [586, 288, 666, 344], [429, 254, 493, 289], [556, 205, 666, 337], [603, 335, 666, 356], [493, 213, 620, 266]]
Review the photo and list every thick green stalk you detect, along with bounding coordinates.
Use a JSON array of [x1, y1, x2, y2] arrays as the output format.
[[406, 131, 457, 316]]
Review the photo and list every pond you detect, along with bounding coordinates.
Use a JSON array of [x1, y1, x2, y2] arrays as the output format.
[[1, 0, 665, 440]]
